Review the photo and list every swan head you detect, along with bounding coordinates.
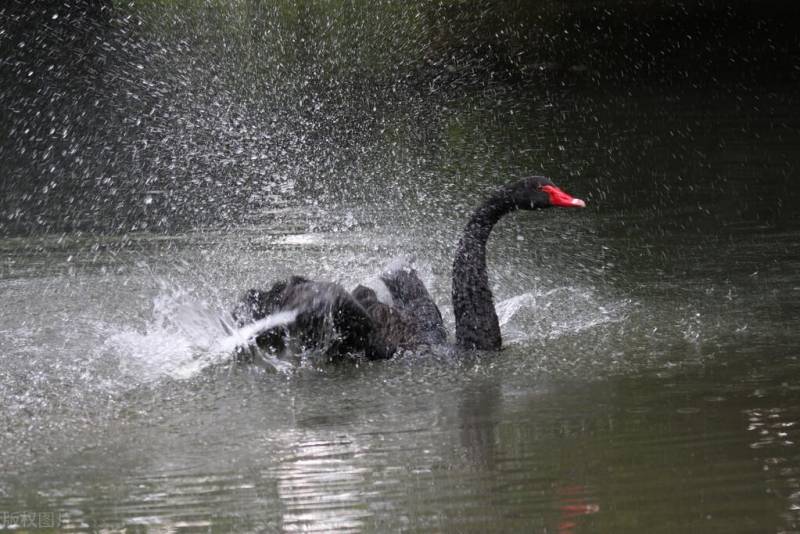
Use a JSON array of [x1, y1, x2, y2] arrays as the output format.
[[509, 176, 586, 210]]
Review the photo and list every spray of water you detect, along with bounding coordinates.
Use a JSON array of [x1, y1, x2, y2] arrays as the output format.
[[495, 286, 631, 345], [106, 286, 299, 381]]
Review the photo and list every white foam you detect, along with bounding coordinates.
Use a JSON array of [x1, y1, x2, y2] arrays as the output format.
[[105, 290, 299, 382], [495, 286, 630, 345], [213, 310, 298, 354]]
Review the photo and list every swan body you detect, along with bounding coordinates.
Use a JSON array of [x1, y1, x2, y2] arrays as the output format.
[[233, 176, 584, 360], [232, 276, 393, 361]]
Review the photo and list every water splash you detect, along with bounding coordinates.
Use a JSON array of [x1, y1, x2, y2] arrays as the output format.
[[495, 286, 630, 345], [106, 288, 298, 382]]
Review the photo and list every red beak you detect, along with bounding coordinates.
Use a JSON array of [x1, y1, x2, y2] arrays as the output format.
[[541, 185, 586, 208]]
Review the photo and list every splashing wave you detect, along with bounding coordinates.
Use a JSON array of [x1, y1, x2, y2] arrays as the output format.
[[106, 287, 297, 382], [496, 286, 631, 345]]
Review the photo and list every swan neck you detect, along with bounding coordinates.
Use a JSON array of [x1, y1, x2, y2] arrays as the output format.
[[452, 190, 516, 350], [467, 194, 515, 241]]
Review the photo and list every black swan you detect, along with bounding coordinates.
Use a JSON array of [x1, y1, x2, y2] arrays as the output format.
[[232, 176, 584, 360]]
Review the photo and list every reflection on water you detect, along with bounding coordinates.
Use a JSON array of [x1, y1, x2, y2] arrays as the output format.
[[556, 484, 600, 534], [278, 438, 371, 532]]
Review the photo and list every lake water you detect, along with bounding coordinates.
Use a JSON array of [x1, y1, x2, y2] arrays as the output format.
[[1, 3, 799, 532]]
